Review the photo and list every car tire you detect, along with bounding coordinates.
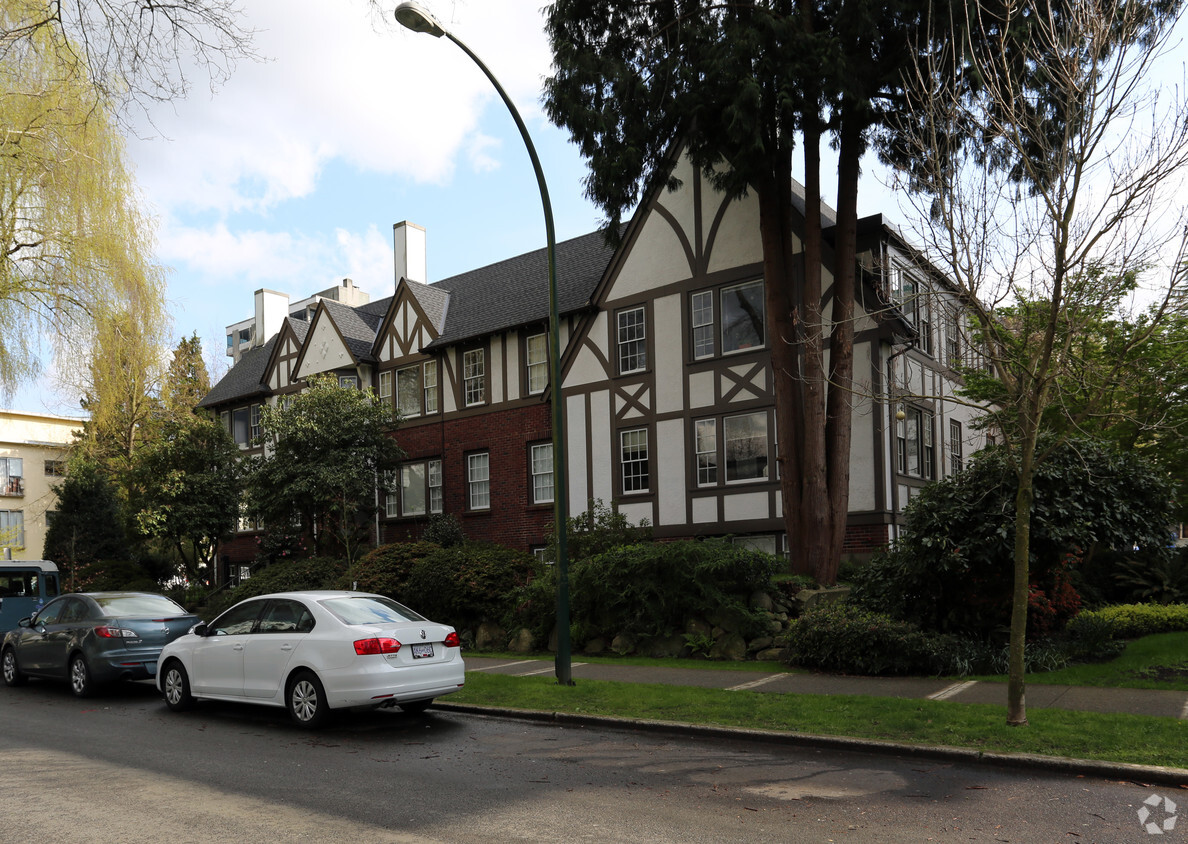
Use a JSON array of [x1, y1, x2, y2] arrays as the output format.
[[161, 661, 195, 712], [400, 698, 433, 715], [287, 670, 329, 729], [69, 654, 94, 698], [2, 647, 27, 687]]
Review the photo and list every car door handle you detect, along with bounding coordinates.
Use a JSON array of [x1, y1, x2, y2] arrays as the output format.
[[233, 644, 244, 651], [280, 644, 293, 652]]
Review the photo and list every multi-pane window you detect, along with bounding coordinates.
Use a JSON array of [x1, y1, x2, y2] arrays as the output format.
[[463, 349, 486, 406], [917, 284, 933, 356], [427, 459, 443, 513], [691, 291, 715, 359], [225, 405, 261, 448], [378, 371, 393, 406], [44, 460, 66, 477], [391, 460, 443, 517], [250, 404, 261, 441], [617, 307, 647, 374], [896, 405, 935, 479], [945, 315, 962, 368], [467, 453, 490, 510], [720, 280, 765, 354], [724, 411, 769, 482], [338, 375, 358, 389], [0, 510, 24, 547], [526, 333, 548, 395], [1, 458, 24, 496], [530, 443, 554, 504], [620, 428, 650, 494], [424, 360, 438, 414], [949, 419, 964, 475], [397, 365, 422, 417], [401, 463, 427, 516], [695, 419, 717, 486], [384, 471, 399, 518]]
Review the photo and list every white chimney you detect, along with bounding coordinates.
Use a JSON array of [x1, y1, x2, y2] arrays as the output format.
[[393, 221, 427, 286], [255, 289, 290, 346]]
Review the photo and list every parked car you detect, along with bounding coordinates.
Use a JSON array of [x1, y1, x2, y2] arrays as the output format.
[[156, 590, 465, 728], [1, 592, 200, 697]]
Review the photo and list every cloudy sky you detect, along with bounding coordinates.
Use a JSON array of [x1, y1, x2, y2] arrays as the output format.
[[10, 0, 1186, 416]]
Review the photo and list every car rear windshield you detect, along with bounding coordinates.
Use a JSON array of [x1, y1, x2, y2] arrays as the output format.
[[320, 596, 427, 625], [93, 594, 188, 617]]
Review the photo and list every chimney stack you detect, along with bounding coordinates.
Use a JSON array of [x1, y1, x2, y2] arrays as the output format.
[[393, 221, 427, 286]]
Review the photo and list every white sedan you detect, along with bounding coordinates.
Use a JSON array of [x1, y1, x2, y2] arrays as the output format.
[[157, 590, 465, 728]]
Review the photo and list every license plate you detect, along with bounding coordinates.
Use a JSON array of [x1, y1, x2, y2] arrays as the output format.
[[411, 643, 434, 659]]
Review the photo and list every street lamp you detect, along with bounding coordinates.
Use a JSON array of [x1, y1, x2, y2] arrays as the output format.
[[394, 1, 574, 686]]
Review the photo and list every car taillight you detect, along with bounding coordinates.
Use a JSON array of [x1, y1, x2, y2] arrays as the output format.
[[354, 637, 401, 655], [94, 626, 136, 638], [443, 632, 460, 648]]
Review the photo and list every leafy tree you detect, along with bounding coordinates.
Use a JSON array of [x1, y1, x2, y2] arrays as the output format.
[[158, 333, 212, 428], [247, 375, 405, 565], [42, 460, 129, 589], [0, 6, 169, 400], [854, 439, 1176, 638], [883, 0, 1188, 724], [131, 417, 244, 581], [543, 0, 939, 585]]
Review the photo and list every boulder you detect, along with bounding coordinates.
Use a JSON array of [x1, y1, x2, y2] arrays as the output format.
[[754, 647, 785, 662], [794, 586, 852, 611], [610, 633, 636, 655], [475, 621, 506, 651], [749, 590, 775, 611], [708, 631, 747, 661], [582, 637, 606, 655], [507, 628, 535, 653], [641, 633, 687, 658]]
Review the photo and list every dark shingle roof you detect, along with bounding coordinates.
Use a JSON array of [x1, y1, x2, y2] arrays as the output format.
[[198, 337, 274, 408], [406, 280, 449, 332], [319, 299, 380, 363], [425, 229, 614, 349]]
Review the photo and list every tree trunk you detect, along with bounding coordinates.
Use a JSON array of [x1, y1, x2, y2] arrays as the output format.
[[1007, 452, 1034, 726]]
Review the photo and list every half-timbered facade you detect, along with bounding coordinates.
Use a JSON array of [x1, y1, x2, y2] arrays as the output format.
[[200, 152, 987, 572]]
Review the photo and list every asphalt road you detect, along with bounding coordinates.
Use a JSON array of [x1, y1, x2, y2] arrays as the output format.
[[0, 679, 1177, 843]]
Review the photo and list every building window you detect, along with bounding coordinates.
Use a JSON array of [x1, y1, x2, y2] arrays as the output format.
[[526, 332, 548, 394], [620, 428, 650, 494], [945, 316, 962, 368], [397, 365, 422, 417], [467, 453, 490, 510], [384, 471, 399, 518], [949, 419, 964, 475], [0, 510, 24, 548], [720, 279, 765, 354], [463, 349, 486, 406], [530, 443, 554, 504], [225, 405, 260, 448], [897, 405, 935, 480], [428, 459, 443, 513], [338, 375, 358, 389], [1, 458, 24, 496], [617, 307, 647, 374], [378, 370, 393, 407], [724, 411, 770, 482], [44, 460, 66, 478], [424, 360, 438, 414], [393, 460, 443, 517], [691, 290, 715, 359], [695, 418, 717, 486], [250, 404, 261, 441]]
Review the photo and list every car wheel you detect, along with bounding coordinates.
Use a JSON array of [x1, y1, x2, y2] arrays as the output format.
[[287, 671, 329, 729], [162, 661, 195, 712], [69, 654, 93, 698], [400, 698, 433, 715], [2, 648, 27, 687]]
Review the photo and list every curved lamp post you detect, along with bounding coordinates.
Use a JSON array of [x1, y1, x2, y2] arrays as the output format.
[[395, 1, 573, 686]]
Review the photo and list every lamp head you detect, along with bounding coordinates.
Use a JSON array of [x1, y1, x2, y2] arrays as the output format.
[[395, 1, 446, 37]]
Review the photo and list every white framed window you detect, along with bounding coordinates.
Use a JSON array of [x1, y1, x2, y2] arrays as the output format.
[[691, 290, 715, 359], [463, 349, 485, 406], [384, 471, 399, 518], [338, 375, 358, 389], [724, 411, 769, 482], [526, 333, 548, 394], [0, 510, 24, 548], [227, 405, 260, 448], [423, 360, 439, 414], [1, 458, 24, 497], [250, 404, 261, 441], [720, 280, 765, 354], [391, 460, 443, 517], [428, 459, 443, 513], [620, 428, 649, 494], [949, 419, 964, 475], [695, 419, 717, 486], [945, 315, 962, 368], [732, 534, 777, 554], [378, 370, 393, 405], [467, 453, 490, 510], [897, 405, 935, 480], [401, 463, 427, 516], [397, 365, 422, 417], [530, 443, 554, 504], [617, 307, 646, 374]]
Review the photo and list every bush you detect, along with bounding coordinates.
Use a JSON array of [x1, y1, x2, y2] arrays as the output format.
[[203, 556, 346, 618], [422, 514, 465, 548], [337, 541, 439, 597], [403, 542, 537, 629], [71, 559, 160, 593], [1069, 603, 1188, 639], [548, 498, 652, 563], [782, 602, 939, 675], [516, 539, 778, 647]]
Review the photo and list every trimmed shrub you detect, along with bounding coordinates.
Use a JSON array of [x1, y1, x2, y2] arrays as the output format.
[[423, 514, 465, 548], [202, 556, 346, 618], [1069, 603, 1188, 639], [782, 602, 938, 675], [337, 541, 439, 597], [72, 559, 160, 593], [403, 542, 537, 630]]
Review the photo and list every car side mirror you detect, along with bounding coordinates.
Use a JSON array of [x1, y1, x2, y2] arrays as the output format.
[[190, 623, 209, 637], [17, 617, 31, 629]]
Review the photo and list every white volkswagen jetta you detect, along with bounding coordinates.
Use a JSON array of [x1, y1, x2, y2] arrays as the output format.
[[157, 590, 465, 727]]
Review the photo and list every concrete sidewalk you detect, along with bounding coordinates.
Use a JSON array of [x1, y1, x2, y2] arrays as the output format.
[[464, 655, 1188, 719]]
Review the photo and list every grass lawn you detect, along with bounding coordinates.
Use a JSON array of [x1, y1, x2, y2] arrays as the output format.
[[450, 671, 1188, 769], [976, 632, 1188, 691]]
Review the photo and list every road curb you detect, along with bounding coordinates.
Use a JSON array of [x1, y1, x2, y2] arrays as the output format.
[[432, 701, 1188, 788]]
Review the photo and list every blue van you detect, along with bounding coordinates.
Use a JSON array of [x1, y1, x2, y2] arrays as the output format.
[[0, 561, 60, 632]]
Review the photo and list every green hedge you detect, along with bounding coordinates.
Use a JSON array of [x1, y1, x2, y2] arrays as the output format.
[[402, 542, 537, 629], [202, 556, 346, 618], [782, 602, 940, 675], [336, 541, 440, 597], [1068, 603, 1188, 639]]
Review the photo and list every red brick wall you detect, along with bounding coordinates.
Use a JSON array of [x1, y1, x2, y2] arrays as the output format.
[[842, 522, 889, 556], [382, 403, 555, 552]]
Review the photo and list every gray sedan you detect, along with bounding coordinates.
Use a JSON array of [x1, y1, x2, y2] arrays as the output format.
[[1, 592, 199, 697]]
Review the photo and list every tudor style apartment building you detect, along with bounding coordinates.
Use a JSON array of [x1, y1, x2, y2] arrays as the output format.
[[200, 154, 988, 574]]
